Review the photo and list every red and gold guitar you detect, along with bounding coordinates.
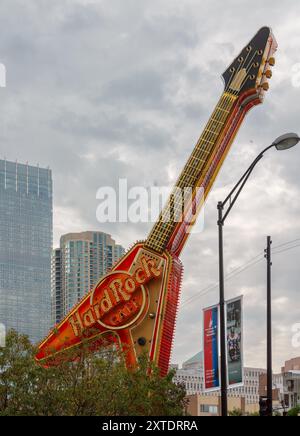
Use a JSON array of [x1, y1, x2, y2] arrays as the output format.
[[36, 27, 277, 376]]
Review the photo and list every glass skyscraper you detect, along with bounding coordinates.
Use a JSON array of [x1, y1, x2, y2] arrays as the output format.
[[52, 231, 125, 325], [0, 160, 52, 343]]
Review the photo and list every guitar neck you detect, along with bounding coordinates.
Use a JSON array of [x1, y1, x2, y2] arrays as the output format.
[[145, 91, 238, 253]]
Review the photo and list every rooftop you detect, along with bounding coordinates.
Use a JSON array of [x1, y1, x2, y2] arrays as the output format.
[[182, 351, 203, 368]]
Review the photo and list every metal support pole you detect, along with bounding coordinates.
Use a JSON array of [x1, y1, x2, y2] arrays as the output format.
[[265, 236, 273, 416], [218, 201, 228, 417]]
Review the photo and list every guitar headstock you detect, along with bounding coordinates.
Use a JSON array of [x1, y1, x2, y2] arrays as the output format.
[[222, 27, 277, 100]]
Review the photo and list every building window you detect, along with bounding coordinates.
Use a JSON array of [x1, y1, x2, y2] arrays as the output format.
[[200, 405, 218, 415]]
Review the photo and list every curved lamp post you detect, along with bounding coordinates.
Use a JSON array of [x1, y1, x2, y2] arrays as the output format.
[[218, 133, 300, 417]]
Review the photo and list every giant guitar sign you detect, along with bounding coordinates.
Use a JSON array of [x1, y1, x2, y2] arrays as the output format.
[[36, 27, 277, 376]]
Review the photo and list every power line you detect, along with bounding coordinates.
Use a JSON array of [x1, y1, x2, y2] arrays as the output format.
[[273, 238, 300, 250], [180, 238, 300, 310], [181, 254, 264, 308], [273, 243, 300, 256]]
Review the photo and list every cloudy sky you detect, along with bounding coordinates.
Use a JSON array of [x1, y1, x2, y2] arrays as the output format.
[[1, 0, 300, 371]]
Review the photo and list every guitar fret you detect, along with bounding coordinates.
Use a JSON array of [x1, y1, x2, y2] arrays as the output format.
[[204, 128, 218, 135], [162, 204, 185, 217], [157, 223, 174, 230], [181, 173, 198, 183], [157, 216, 174, 225], [191, 156, 205, 163], [184, 175, 198, 183], [198, 139, 214, 146], [216, 106, 230, 113], [181, 176, 198, 186], [185, 162, 203, 170], [211, 118, 224, 124], [191, 155, 208, 163], [163, 205, 183, 216]]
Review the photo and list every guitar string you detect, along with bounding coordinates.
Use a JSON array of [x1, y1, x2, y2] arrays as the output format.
[[161, 48, 259, 205], [192, 45, 261, 158], [147, 101, 241, 248], [148, 75, 241, 239], [147, 94, 236, 248], [146, 102, 237, 246], [181, 48, 261, 198], [181, 48, 260, 189], [147, 94, 242, 249], [147, 45, 266, 249], [177, 46, 261, 194]]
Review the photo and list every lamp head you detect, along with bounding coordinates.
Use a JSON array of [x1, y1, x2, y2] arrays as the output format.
[[272, 133, 300, 151]]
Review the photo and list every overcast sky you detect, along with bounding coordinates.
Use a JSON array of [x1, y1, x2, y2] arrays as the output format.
[[1, 0, 300, 371]]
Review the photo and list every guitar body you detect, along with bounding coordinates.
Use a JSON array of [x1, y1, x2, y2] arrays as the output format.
[[36, 243, 183, 376], [36, 27, 277, 375]]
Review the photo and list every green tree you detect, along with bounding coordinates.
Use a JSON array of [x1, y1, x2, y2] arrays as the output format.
[[0, 330, 187, 416], [228, 408, 243, 416], [287, 406, 300, 416]]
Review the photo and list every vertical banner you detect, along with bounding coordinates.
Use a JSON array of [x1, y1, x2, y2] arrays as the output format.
[[203, 305, 220, 391], [226, 296, 243, 387]]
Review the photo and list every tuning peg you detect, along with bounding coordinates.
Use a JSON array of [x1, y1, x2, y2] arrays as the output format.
[[268, 57, 275, 66], [265, 70, 272, 79], [261, 82, 269, 91]]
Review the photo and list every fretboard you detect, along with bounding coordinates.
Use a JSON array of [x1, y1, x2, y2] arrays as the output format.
[[145, 91, 237, 253]]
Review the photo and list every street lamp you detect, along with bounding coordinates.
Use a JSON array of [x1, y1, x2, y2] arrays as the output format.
[[217, 133, 300, 417], [272, 132, 300, 151]]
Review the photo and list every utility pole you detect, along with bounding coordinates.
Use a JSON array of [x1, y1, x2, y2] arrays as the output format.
[[218, 202, 228, 417], [265, 236, 273, 416]]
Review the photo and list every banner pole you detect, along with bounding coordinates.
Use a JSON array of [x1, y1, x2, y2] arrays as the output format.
[[266, 236, 273, 416], [218, 202, 228, 417]]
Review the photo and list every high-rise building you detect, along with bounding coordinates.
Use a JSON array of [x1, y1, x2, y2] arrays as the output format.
[[52, 231, 125, 325], [0, 160, 52, 343], [51, 248, 62, 326]]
